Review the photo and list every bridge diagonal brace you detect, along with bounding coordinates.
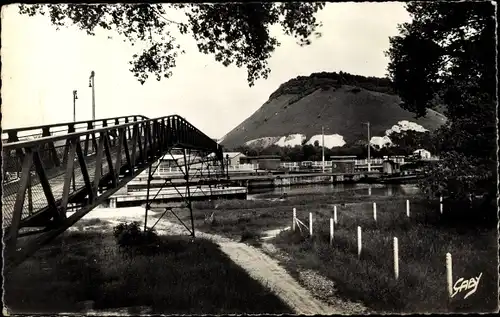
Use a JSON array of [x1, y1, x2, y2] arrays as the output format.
[[7, 149, 34, 254], [75, 141, 94, 203], [144, 164, 153, 231], [130, 125, 138, 168], [137, 126, 145, 164], [59, 140, 77, 218], [121, 128, 132, 175], [91, 131, 98, 154], [170, 150, 188, 179], [32, 150, 58, 216], [169, 208, 193, 236], [145, 177, 171, 211], [143, 122, 150, 161], [84, 122, 92, 155], [114, 128, 123, 184], [41, 127, 61, 168], [168, 179, 187, 201], [93, 134, 105, 198], [148, 207, 170, 232], [182, 148, 195, 238], [103, 131, 116, 188], [147, 121, 154, 158]]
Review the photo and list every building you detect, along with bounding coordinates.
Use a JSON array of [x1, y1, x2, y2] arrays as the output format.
[[413, 149, 431, 159], [159, 154, 185, 168], [382, 160, 401, 174], [330, 155, 356, 174], [223, 152, 247, 166], [241, 155, 281, 170]]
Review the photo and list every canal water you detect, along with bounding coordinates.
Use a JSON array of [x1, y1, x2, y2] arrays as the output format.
[[247, 183, 420, 200]]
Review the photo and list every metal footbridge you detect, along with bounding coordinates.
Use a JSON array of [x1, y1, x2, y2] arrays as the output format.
[[2, 115, 226, 270]]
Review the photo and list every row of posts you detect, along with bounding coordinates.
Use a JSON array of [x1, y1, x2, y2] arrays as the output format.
[[292, 196, 447, 284]]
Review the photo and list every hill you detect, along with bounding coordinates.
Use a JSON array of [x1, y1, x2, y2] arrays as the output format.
[[220, 72, 447, 150]]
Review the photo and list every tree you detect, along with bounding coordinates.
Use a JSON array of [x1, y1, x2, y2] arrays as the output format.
[[386, 2, 496, 201], [389, 130, 436, 156], [19, 3, 325, 86]]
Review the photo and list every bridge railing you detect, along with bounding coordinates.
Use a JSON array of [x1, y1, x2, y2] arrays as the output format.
[[3, 114, 224, 268], [2, 115, 149, 143]]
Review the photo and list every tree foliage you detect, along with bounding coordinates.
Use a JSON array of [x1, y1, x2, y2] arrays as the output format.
[[385, 2, 497, 200], [19, 3, 325, 86], [389, 130, 435, 155], [269, 71, 394, 100]]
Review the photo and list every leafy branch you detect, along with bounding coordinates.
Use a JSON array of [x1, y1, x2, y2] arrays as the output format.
[[19, 3, 325, 86]]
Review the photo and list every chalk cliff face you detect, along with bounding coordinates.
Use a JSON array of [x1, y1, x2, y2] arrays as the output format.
[[219, 72, 447, 149]]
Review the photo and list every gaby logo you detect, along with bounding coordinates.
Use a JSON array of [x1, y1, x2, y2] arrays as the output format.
[[451, 273, 482, 299]]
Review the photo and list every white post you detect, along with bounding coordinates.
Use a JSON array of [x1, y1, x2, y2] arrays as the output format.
[[446, 253, 453, 297], [309, 212, 313, 236], [293, 208, 296, 231], [334, 205, 338, 224], [357, 226, 362, 259], [393, 237, 399, 280], [367, 122, 371, 172], [440, 195, 443, 214], [373, 202, 377, 221], [330, 218, 334, 245], [322, 126, 325, 173], [406, 199, 410, 217]]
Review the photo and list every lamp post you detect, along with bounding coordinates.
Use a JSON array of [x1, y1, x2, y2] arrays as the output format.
[[363, 122, 371, 172], [89, 71, 95, 120], [72, 90, 78, 192], [73, 90, 78, 122]]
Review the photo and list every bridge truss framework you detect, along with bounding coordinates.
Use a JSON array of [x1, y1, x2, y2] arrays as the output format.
[[2, 115, 227, 271], [141, 147, 229, 237]]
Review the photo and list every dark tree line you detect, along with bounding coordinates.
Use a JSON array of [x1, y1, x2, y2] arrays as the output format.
[[269, 70, 394, 101]]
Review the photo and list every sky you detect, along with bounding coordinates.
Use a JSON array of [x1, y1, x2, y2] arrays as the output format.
[[1, 3, 411, 140]]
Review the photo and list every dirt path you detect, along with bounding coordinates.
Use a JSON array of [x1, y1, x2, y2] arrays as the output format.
[[155, 222, 341, 314], [77, 208, 355, 314]]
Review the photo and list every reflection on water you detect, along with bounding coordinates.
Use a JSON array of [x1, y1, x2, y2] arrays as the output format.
[[248, 183, 420, 200]]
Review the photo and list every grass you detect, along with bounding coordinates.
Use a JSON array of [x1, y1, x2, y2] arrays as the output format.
[[154, 192, 420, 242], [272, 199, 498, 313], [156, 193, 498, 313], [4, 227, 293, 315]]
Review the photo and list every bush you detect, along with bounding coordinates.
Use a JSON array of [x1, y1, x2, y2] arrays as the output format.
[[350, 87, 362, 93], [113, 222, 160, 253]]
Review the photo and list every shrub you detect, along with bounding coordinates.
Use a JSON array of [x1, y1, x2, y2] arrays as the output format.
[[113, 222, 159, 252], [350, 87, 362, 93]]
